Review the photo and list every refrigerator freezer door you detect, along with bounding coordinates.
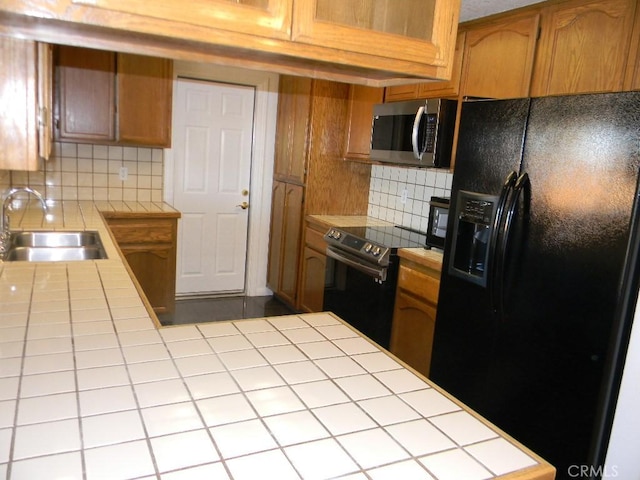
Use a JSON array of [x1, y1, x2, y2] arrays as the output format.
[[430, 97, 531, 409]]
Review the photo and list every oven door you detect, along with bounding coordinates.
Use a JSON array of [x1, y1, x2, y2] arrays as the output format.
[[323, 246, 398, 349]]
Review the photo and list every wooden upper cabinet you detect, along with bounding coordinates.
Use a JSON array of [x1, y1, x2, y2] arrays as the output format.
[[54, 46, 172, 146], [624, 0, 640, 90], [273, 76, 311, 184], [0, 37, 52, 171], [343, 85, 384, 161], [4, 0, 460, 85], [117, 53, 173, 147], [74, 0, 293, 40], [54, 46, 116, 142], [531, 0, 638, 96], [385, 31, 467, 102], [292, 0, 458, 68], [460, 11, 540, 99]]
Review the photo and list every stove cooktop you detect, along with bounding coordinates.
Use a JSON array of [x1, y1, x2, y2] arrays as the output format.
[[334, 225, 426, 250]]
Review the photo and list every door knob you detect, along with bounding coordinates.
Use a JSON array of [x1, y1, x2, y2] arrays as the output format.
[[237, 202, 249, 210]]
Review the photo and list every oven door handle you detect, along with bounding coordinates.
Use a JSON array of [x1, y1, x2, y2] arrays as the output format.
[[326, 246, 387, 282]]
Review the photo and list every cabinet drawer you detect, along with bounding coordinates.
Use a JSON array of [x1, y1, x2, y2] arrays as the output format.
[[305, 226, 327, 253], [397, 264, 440, 304], [107, 219, 174, 244]]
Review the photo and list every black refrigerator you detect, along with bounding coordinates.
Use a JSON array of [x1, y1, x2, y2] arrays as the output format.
[[430, 92, 640, 480]]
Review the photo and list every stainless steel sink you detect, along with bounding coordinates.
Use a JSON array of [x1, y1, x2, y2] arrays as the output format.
[[3, 231, 108, 262]]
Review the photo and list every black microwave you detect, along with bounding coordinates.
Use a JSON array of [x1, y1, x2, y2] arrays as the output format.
[[370, 99, 457, 168], [426, 196, 450, 249]]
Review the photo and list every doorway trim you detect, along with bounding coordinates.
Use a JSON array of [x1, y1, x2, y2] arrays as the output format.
[[164, 61, 279, 296]]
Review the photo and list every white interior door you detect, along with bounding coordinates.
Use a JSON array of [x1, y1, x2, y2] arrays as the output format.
[[173, 77, 255, 295]]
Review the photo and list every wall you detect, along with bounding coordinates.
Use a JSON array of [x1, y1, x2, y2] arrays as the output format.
[[367, 164, 453, 232], [1, 142, 165, 203]]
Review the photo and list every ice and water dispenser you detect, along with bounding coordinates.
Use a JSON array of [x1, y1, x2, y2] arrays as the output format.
[[448, 191, 498, 287]]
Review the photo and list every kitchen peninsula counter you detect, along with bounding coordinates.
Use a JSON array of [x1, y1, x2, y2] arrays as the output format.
[[0, 204, 553, 479]]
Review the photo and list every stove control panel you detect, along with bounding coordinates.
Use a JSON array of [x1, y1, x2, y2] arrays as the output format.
[[324, 228, 390, 266]]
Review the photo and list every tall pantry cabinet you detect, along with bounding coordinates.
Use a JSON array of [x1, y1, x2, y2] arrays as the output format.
[[267, 76, 371, 311]]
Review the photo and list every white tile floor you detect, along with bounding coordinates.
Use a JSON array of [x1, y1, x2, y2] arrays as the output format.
[[0, 257, 548, 479]]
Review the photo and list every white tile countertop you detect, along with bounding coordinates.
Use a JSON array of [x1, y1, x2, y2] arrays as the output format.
[[0, 202, 555, 480]]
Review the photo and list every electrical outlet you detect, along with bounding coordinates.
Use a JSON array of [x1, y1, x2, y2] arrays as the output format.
[[401, 188, 408, 204], [119, 166, 128, 181]]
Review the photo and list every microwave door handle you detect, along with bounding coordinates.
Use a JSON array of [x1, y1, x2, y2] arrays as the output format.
[[411, 105, 425, 160]]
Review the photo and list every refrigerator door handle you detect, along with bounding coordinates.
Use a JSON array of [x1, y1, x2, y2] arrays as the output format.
[[411, 105, 426, 160], [488, 171, 517, 313], [495, 172, 530, 321]]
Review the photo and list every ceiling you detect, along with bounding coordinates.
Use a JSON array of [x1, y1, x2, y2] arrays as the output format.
[[459, 0, 542, 22]]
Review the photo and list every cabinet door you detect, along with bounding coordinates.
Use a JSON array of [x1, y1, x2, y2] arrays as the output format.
[[292, 0, 458, 68], [37, 43, 53, 161], [72, 0, 293, 40], [532, 0, 637, 96], [0, 37, 38, 171], [267, 181, 304, 308], [460, 12, 540, 99], [120, 245, 175, 314], [384, 33, 466, 101], [384, 84, 420, 102], [279, 183, 304, 306], [298, 246, 326, 313], [54, 46, 116, 142], [117, 53, 173, 147], [417, 31, 466, 98], [624, 4, 640, 91], [390, 290, 437, 377], [106, 216, 178, 314], [267, 181, 286, 292], [343, 85, 383, 161], [273, 76, 311, 184]]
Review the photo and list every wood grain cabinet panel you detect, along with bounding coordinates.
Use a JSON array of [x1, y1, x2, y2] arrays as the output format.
[[267, 181, 304, 307], [624, 2, 640, 91], [54, 46, 116, 142], [105, 216, 178, 314], [343, 84, 384, 161], [273, 76, 311, 184], [117, 53, 173, 147], [298, 245, 326, 313], [532, 0, 637, 96], [2, 0, 459, 84], [73, 0, 293, 40], [292, 0, 458, 71], [0, 37, 52, 171], [1, 36, 37, 170], [384, 31, 466, 102], [460, 11, 540, 99], [391, 261, 441, 377], [298, 223, 328, 313], [54, 45, 172, 146]]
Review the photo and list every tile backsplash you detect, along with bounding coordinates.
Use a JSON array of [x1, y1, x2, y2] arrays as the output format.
[[2, 142, 164, 202], [367, 165, 453, 233], [2, 147, 451, 234]]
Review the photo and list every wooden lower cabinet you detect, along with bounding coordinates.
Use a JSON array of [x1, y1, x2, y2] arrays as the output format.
[[298, 222, 328, 313], [267, 181, 304, 307], [390, 259, 441, 377], [105, 215, 179, 314]]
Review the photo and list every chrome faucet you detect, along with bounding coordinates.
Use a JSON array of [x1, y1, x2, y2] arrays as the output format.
[[0, 187, 49, 257]]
